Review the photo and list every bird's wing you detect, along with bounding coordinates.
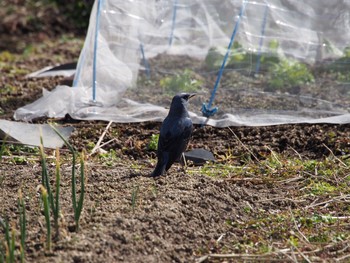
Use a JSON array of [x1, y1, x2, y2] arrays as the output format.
[[158, 117, 193, 169]]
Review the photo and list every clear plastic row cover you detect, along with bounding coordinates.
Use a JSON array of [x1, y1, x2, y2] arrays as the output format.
[[15, 0, 350, 126]]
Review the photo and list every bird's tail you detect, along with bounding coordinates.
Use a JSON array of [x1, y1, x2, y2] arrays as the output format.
[[150, 153, 168, 177]]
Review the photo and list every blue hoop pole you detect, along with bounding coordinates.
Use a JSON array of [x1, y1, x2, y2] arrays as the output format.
[[92, 0, 103, 101], [202, 0, 248, 117], [255, 3, 269, 74], [169, 0, 178, 46], [140, 43, 151, 79]]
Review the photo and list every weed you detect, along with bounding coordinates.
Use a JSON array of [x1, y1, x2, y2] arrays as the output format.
[[151, 183, 158, 197], [307, 181, 337, 195], [289, 235, 299, 247], [0, 51, 15, 62], [333, 233, 348, 242], [308, 233, 329, 243], [86, 141, 96, 151], [299, 214, 336, 227], [243, 207, 252, 214], [98, 149, 118, 166], [12, 156, 28, 165], [147, 134, 159, 151]]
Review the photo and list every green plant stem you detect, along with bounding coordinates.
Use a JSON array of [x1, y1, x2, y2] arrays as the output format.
[[0, 135, 8, 161], [50, 124, 85, 231], [39, 137, 56, 215], [10, 229, 15, 263], [18, 190, 26, 263], [75, 152, 85, 231], [54, 148, 61, 236], [40, 186, 51, 251], [2, 220, 15, 263]]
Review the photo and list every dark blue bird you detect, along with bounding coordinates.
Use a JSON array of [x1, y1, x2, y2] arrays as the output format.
[[151, 93, 195, 177]]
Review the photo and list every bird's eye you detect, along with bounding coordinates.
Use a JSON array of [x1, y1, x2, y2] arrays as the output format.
[[183, 95, 189, 100]]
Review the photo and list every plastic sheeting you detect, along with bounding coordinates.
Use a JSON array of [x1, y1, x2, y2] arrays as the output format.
[[15, 0, 350, 126]]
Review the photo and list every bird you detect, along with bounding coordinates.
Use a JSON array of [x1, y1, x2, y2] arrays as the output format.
[[150, 93, 195, 177]]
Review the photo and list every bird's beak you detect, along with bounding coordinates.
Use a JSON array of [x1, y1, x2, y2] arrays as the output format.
[[189, 93, 196, 99]]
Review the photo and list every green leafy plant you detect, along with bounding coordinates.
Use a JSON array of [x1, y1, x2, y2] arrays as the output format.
[[159, 69, 202, 94], [204, 47, 225, 71], [307, 181, 337, 195], [267, 58, 314, 91], [324, 46, 350, 74], [148, 134, 159, 151], [228, 41, 246, 65], [205, 40, 281, 73], [98, 149, 119, 166], [336, 71, 350, 84]]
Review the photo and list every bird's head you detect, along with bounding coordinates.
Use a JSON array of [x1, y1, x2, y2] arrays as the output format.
[[178, 93, 196, 103], [168, 93, 196, 117]]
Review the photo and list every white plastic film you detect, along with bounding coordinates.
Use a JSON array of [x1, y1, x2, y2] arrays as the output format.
[[15, 0, 350, 126]]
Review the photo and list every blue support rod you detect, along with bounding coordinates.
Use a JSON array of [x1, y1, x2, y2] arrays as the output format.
[[92, 0, 103, 102], [255, 3, 269, 74], [169, 0, 178, 46], [140, 43, 151, 79], [202, 0, 248, 117]]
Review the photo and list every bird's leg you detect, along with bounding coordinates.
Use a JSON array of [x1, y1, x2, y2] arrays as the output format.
[[180, 152, 188, 173]]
